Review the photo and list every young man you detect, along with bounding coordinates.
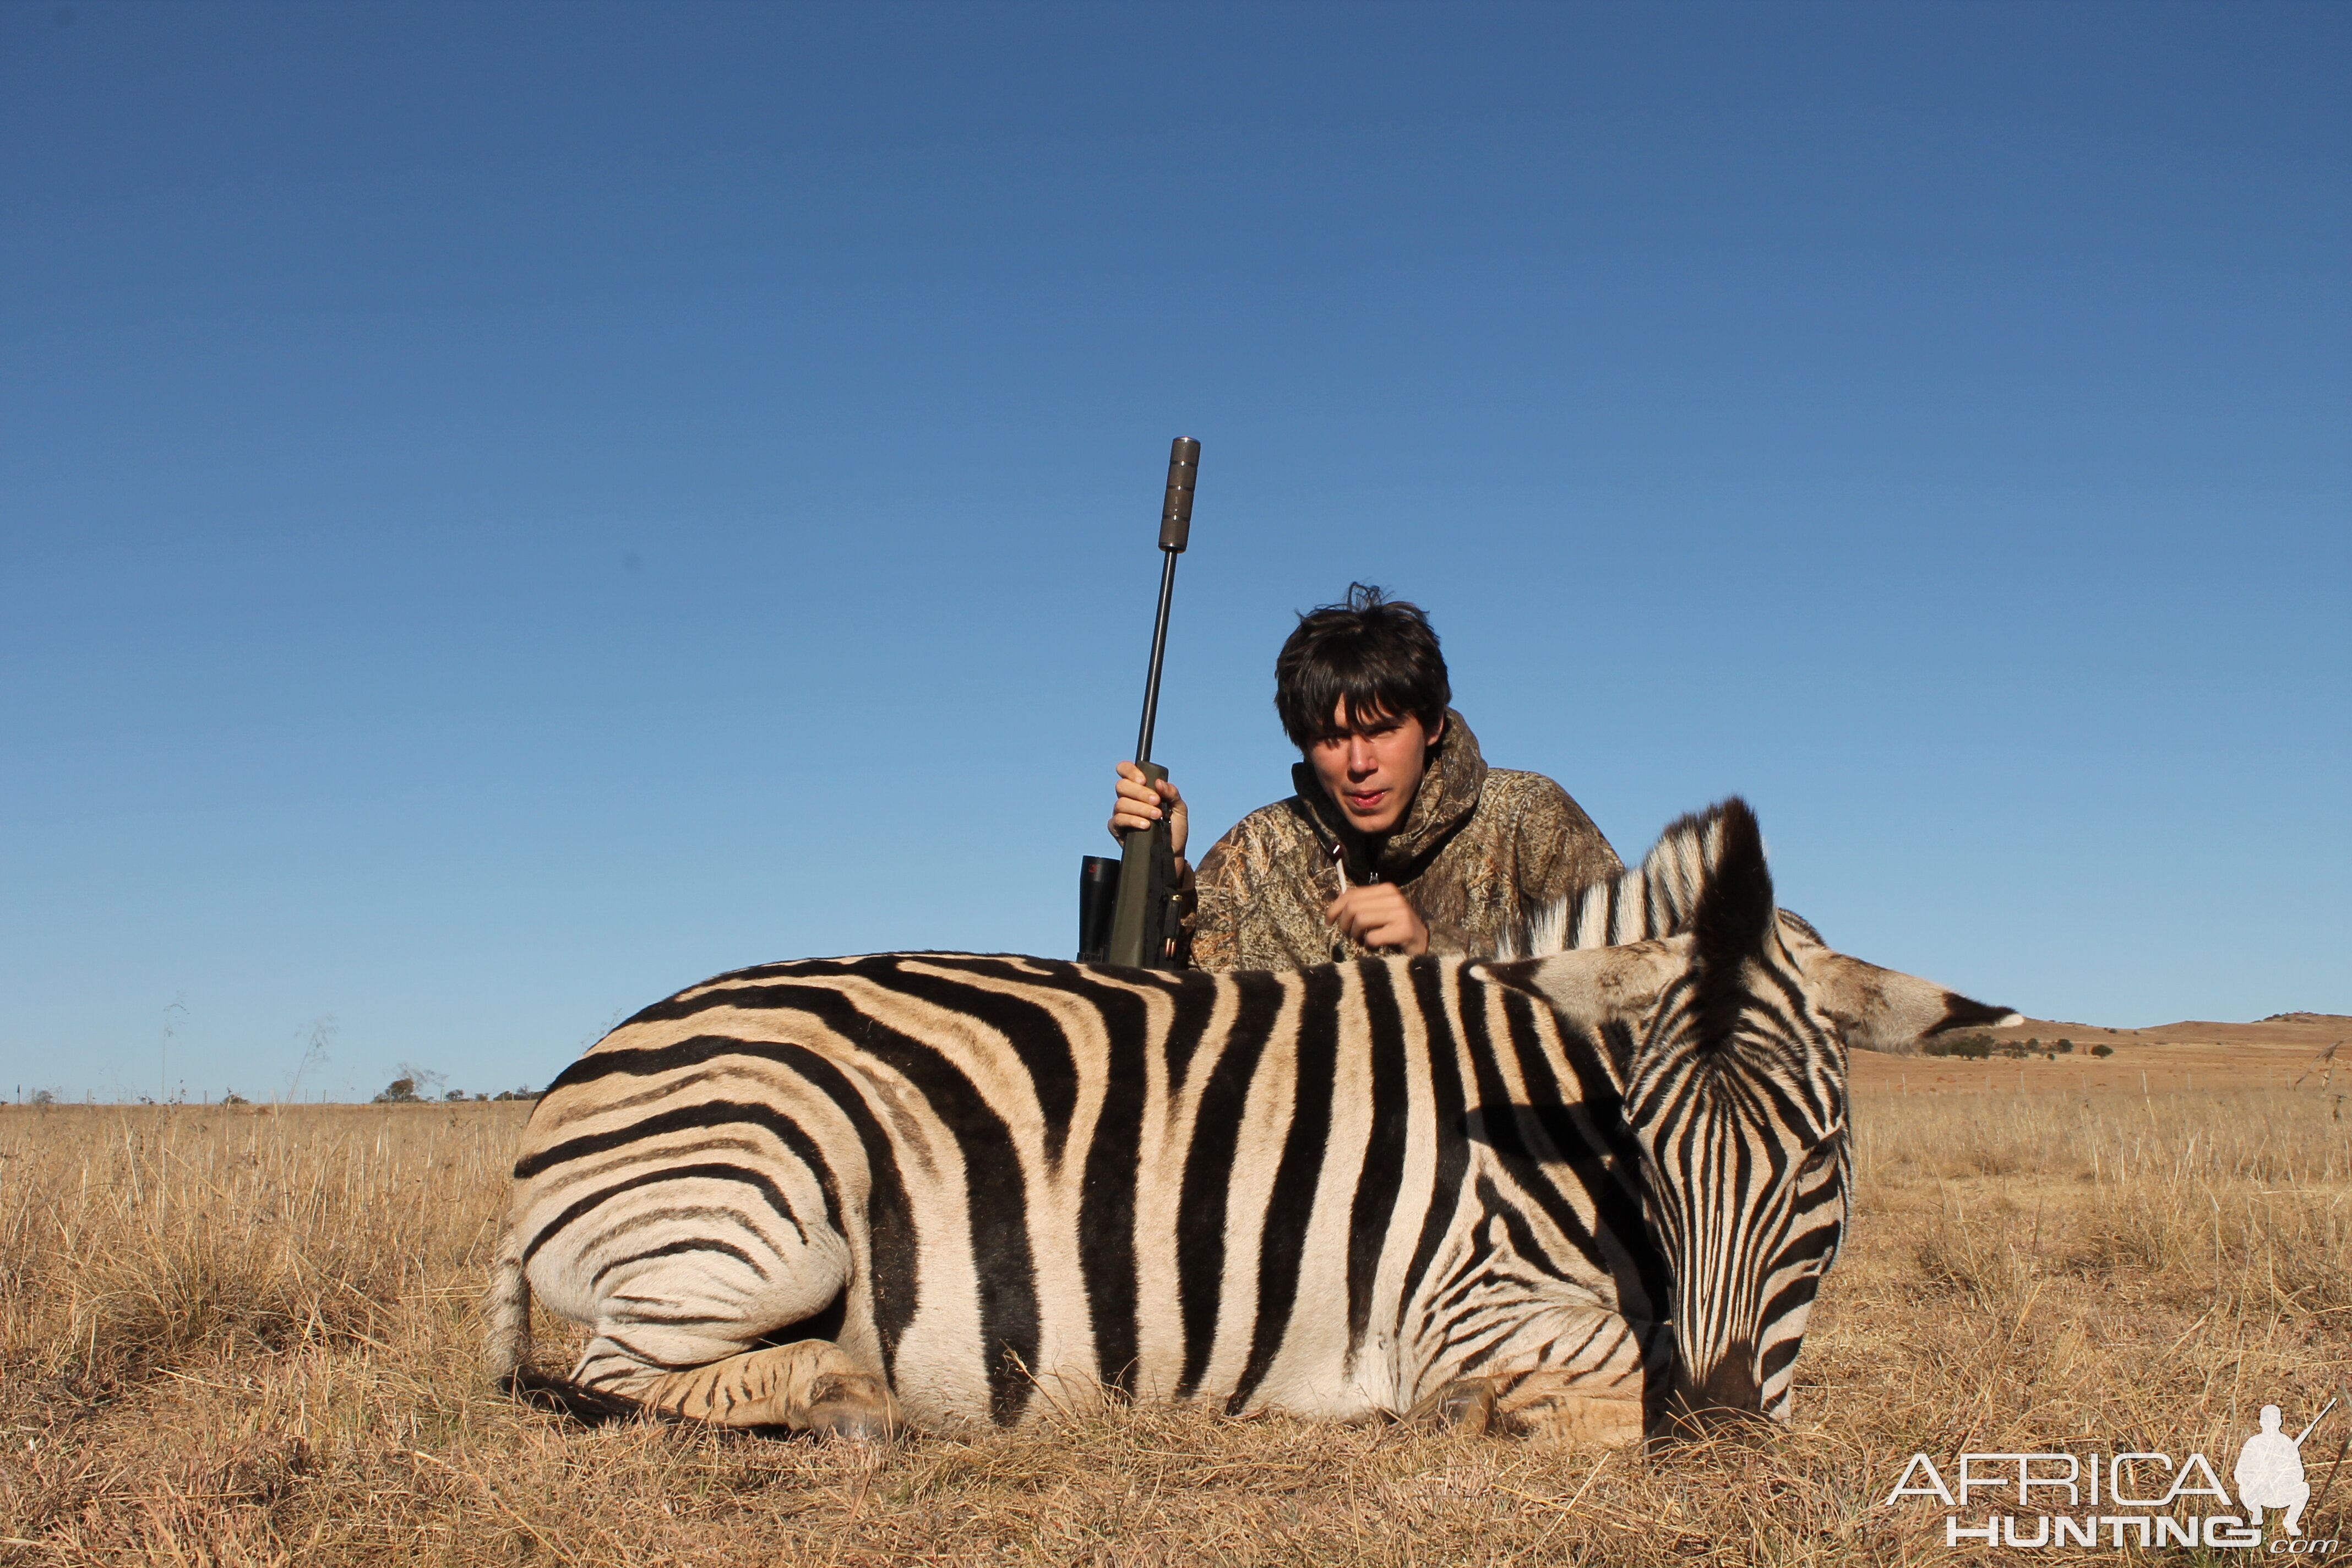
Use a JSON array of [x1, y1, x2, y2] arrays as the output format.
[[1108, 584, 1621, 972]]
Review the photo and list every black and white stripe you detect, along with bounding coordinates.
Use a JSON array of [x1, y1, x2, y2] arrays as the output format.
[[486, 798, 2012, 1436]]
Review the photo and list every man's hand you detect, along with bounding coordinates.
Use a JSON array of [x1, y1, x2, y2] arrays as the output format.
[[1326, 883, 1429, 956], [1108, 761, 1189, 859]]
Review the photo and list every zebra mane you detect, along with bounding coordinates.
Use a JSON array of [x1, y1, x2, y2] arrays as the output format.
[[1499, 798, 1760, 959]]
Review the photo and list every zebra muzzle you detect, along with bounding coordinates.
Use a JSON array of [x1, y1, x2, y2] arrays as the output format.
[[1667, 1346, 1766, 1431]]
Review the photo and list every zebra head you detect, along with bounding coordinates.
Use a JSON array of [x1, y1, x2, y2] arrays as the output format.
[[1497, 798, 2016, 1431]]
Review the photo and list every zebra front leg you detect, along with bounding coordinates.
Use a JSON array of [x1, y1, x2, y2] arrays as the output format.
[[1490, 1312, 1657, 1449], [575, 1330, 900, 1440], [1407, 1308, 1654, 1449], [1404, 1374, 1641, 1445], [1405, 1377, 1499, 1436], [1495, 1370, 1646, 1448]]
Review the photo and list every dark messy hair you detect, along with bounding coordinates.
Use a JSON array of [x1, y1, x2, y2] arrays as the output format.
[[1273, 584, 1451, 750]]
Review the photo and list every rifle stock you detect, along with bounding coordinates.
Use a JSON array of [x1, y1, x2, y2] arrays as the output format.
[[1104, 763, 1176, 967]]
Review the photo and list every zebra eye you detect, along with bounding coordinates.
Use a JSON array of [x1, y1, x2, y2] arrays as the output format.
[[1795, 1138, 1843, 1180]]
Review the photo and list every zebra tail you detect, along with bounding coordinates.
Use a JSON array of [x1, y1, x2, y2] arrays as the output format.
[[481, 1229, 534, 1392], [479, 1231, 651, 1424]]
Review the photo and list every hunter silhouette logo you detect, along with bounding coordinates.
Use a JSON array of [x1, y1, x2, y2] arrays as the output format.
[[1886, 1397, 2342, 1550], [2239, 1401, 2334, 1538]]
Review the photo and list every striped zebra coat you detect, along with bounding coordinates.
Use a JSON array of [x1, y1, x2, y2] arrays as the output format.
[[485, 799, 2011, 1442]]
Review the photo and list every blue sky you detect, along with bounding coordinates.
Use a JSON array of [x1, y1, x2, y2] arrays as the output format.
[[3, 2, 2344, 1102]]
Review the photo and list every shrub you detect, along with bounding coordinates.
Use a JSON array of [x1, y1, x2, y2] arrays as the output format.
[[2090, 1043, 2114, 1058], [1923, 1035, 1995, 1061]]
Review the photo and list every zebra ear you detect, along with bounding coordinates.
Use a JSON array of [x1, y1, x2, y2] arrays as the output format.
[[1688, 798, 1776, 977], [1797, 946, 2022, 1054]]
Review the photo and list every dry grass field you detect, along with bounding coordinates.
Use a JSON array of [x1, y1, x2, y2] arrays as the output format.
[[3, 1038, 2346, 1566]]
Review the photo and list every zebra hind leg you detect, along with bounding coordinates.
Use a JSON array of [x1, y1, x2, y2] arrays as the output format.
[[573, 1331, 900, 1440], [540, 1204, 895, 1438]]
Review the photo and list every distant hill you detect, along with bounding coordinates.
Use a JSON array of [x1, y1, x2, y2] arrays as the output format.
[[1849, 1011, 2348, 1096], [1990, 1013, 2349, 1049]]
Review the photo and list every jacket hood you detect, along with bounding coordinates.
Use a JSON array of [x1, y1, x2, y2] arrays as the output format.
[[1288, 708, 1489, 885]]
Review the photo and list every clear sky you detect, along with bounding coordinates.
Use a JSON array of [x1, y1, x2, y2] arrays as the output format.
[[3, 2, 2344, 1103]]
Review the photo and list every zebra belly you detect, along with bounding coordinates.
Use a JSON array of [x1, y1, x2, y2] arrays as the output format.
[[869, 1175, 1643, 1427]]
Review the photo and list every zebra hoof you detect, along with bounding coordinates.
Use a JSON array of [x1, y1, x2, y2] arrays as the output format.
[[803, 1374, 899, 1442], [1412, 1378, 1497, 1436]]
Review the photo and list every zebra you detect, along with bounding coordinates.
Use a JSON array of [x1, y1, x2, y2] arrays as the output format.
[[484, 798, 2012, 1442]]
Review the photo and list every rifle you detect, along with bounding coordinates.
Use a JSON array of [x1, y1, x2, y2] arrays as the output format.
[[1077, 437, 1199, 968]]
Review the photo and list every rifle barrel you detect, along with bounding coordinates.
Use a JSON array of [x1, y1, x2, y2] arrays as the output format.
[[1131, 437, 1199, 766], [1134, 548, 1179, 765]]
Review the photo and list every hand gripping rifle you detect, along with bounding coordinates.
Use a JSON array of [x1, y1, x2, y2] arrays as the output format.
[[1077, 437, 1199, 968]]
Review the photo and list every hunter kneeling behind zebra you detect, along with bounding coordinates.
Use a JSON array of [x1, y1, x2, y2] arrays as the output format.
[[484, 798, 2012, 1445]]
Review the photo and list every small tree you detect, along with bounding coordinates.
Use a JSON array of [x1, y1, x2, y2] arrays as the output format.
[[374, 1062, 447, 1104], [2090, 1043, 2114, 1058]]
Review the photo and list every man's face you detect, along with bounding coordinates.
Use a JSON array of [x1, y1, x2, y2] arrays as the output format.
[[1305, 701, 1444, 836]]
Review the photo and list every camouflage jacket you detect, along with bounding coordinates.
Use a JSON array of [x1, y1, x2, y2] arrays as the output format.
[[1188, 711, 1622, 972]]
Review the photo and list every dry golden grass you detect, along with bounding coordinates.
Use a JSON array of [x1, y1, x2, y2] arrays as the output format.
[[2, 1084, 2345, 1565]]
